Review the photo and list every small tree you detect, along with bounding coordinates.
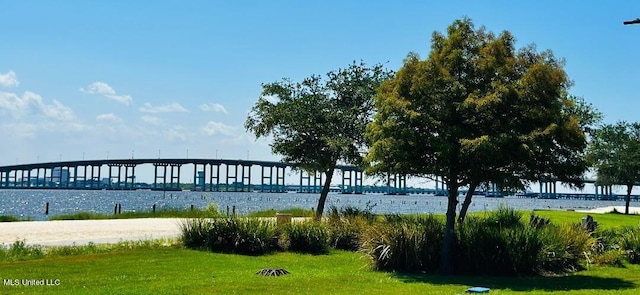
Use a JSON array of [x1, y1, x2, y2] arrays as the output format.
[[587, 121, 640, 214], [245, 61, 391, 219], [366, 18, 591, 275]]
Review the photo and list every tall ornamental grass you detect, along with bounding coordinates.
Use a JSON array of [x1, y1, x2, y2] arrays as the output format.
[[279, 221, 330, 254], [360, 214, 444, 272], [180, 217, 278, 255]]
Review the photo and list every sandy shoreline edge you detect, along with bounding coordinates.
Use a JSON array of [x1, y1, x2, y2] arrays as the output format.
[[1, 207, 638, 247], [0, 218, 186, 247]]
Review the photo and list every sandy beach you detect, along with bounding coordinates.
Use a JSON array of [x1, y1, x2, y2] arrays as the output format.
[[0, 218, 184, 247], [1, 207, 638, 247], [575, 206, 640, 215]]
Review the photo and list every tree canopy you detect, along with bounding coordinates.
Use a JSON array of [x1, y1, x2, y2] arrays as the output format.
[[365, 18, 594, 275], [245, 61, 392, 219], [587, 121, 640, 214]]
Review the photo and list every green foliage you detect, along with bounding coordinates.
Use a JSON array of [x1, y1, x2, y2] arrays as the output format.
[[180, 217, 279, 255], [619, 225, 640, 264], [361, 214, 444, 272], [587, 121, 640, 214], [326, 206, 377, 251], [247, 207, 314, 217], [0, 239, 179, 262], [483, 205, 523, 228], [280, 221, 330, 254], [50, 204, 222, 220], [3, 249, 640, 295], [591, 250, 625, 267], [365, 18, 595, 274], [538, 223, 592, 273], [0, 215, 30, 222], [245, 61, 392, 218], [457, 216, 543, 275], [0, 240, 44, 261]]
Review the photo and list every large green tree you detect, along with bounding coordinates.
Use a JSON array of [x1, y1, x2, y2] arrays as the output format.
[[587, 121, 640, 215], [365, 18, 592, 275], [245, 61, 391, 219]]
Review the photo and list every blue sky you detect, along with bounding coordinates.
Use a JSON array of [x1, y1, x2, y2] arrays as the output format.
[[1, 1, 640, 185]]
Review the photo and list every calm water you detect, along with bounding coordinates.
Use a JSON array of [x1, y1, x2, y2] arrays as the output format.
[[1, 189, 638, 221]]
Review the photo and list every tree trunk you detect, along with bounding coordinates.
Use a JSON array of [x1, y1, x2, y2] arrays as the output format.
[[626, 184, 632, 215], [439, 180, 459, 275], [457, 181, 479, 225], [315, 168, 335, 220]]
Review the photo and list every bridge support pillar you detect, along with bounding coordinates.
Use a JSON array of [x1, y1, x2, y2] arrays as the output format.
[[341, 169, 353, 194], [209, 164, 220, 191]]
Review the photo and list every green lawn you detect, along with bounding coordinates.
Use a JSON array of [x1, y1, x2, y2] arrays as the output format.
[[532, 210, 640, 229], [1, 248, 639, 295], [2, 209, 640, 294]]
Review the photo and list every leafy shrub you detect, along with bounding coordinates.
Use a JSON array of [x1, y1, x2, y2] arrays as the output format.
[[0, 215, 22, 222], [620, 225, 640, 264], [180, 217, 278, 255], [538, 223, 592, 273], [181, 218, 211, 250], [328, 204, 376, 222], [280, 221, 329, 254], [0, 240, 44, 261], [361, 214, 443, 272], [456, 215, 543, 276], [484, 205, 523, 229], [591, 250, 625, 267], [457, 207, 593, 275], [327, 215, 372, 251], [529, 214, 550, 229]]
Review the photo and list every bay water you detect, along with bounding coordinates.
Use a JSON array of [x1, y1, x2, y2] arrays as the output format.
[[1, 189, 638, 221]]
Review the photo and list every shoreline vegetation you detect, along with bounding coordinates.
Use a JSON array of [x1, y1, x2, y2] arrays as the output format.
[[0, 206, 316, 222], [1, 207, 640, 294]]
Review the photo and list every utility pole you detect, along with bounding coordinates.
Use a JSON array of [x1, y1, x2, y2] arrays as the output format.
[[623, 18, 640, 25]]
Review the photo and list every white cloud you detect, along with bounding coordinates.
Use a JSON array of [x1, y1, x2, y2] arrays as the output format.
[[202, 121, 236, 136], [199, 102, 228, 114], [0, 71, 19, 87], [42, 100, 74, 121], [1, 123, 38, 139], [166, 125, 187, 141], [96, 113, 122, 122], [0, 91, 74, 120], [141, 115, 162, 125], [139, 102, 188, 113], [80, 82, 133, 106]]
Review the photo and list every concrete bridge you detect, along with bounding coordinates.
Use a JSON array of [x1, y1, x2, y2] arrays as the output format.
[[0, 158, 407, 194], [0, 158, 634, 200]]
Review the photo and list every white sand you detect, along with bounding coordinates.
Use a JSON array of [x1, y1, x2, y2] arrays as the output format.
[[575, 206, 640, 214], [2, 207, 637, 248], [0, 218, 184, 247]]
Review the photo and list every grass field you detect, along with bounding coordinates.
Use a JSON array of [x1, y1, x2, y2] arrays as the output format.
[[532, 210, 640, 229], [2, 209, 640, 294], [2, 248, 640, 295]]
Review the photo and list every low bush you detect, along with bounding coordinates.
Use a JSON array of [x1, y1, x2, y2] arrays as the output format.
[[327, 215, 372, 251], [51, 204, 223, 220], [620, 225, 640, 264], [456, 208, 546, 275], [0, 215, 29, 222], [280, 221, 329, 254], [0, 240, 44, 261], [248, 207, 314, 218], [361, 214, 443, 272], [180, 217, 278, 255], [1, 239, 179, 262], [591, 250, 625, 267], [538, 223, 592, 273]]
